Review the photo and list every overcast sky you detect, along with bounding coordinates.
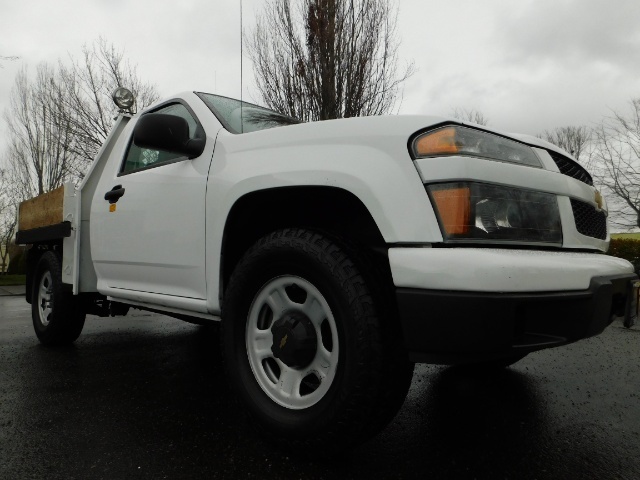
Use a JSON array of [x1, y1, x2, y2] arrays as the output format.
[[1, 0, 639, 146]]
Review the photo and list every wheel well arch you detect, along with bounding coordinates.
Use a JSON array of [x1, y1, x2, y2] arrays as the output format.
[[221, 186, 391, 296]]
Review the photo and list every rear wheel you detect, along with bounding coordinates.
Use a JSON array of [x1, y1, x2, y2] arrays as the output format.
[[31, 251, 85, 345], [222, 229, 413, 450]]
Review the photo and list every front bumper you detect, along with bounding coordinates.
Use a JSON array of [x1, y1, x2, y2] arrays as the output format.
[[389, 248, 637, 364]]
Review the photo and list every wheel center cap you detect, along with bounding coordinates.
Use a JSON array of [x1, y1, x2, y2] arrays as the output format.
[[271, 312, 318, 368]]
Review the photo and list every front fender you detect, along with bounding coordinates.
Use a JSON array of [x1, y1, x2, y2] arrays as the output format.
[[204, 131, 442, 312]]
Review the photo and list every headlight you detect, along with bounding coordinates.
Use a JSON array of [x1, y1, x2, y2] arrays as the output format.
[[427, 182, 562, 244], [412, 126, 542, 168]]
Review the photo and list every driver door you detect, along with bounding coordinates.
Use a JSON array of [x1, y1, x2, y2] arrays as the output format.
[[91, 101, 211, 304]]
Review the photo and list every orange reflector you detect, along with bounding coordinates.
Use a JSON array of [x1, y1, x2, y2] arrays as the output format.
[[431, 187, 471, 235], [415, 127, 459, 156], [109, 204, 116, 213]]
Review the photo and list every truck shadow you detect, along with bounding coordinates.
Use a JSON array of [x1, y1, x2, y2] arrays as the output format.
[[350, 361, 638, 479], [345, 364, 549, 477], [6, 319, 638, 479]]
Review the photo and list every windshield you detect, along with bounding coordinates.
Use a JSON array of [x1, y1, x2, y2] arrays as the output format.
[[196, 92, 301, 134]]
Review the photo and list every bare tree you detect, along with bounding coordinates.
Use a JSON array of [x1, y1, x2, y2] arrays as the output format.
[[59, 37, 159, 164], [0, 208, 17, 274], [248, 0, 414, 122], [2, 39, 159, 201], [539, 125, 592, 164], [451, 107, 489, 126], [591, 99, 640, 230], [0, 169, 17, 273], [3, 64, 81, 198]]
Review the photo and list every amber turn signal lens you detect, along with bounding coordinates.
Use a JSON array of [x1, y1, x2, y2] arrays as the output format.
[[412, 126, 542, 167], [430, 186, 471, 235], [414, 127, 459, 156]]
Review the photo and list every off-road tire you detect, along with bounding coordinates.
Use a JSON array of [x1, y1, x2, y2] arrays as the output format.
[[31, 251, 86, 345], [222, 228, 412, 451]]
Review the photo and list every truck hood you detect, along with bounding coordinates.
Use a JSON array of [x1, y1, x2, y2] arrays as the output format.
[[219, 114, 576, 162], [218, 114, 450, 155]]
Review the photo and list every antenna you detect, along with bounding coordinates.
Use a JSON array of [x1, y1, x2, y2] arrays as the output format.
[[240, 0, 244, 133]]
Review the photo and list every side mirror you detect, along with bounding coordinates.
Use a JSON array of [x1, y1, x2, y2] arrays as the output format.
[[133, 113, 205, 159]]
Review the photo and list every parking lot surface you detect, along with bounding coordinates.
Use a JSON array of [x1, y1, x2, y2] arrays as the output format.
[[1, 295, 639, 479]]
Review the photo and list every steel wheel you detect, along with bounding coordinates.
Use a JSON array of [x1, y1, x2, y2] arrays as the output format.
[[37, 271, 54, 327], [246, 275, 339, 410]]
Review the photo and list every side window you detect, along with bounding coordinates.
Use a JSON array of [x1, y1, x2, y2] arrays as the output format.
[[121, 103, 201, 174]]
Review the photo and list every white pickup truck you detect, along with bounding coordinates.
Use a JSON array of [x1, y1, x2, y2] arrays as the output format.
[[16, 88, 639, 450]]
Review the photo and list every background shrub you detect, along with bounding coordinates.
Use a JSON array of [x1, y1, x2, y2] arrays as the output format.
[[608, 238, 640, 271]]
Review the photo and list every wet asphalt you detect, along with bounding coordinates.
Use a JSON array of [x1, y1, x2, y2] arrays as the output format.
[[1, 294, 639, 480]]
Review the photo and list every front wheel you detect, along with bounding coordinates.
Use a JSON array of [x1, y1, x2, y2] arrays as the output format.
[[31, 251, 86, 345], [222, 229, 413, 450]]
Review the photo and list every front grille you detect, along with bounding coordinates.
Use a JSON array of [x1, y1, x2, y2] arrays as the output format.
[[549, 151, 593, 186], [570, 199, 607, 240]]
